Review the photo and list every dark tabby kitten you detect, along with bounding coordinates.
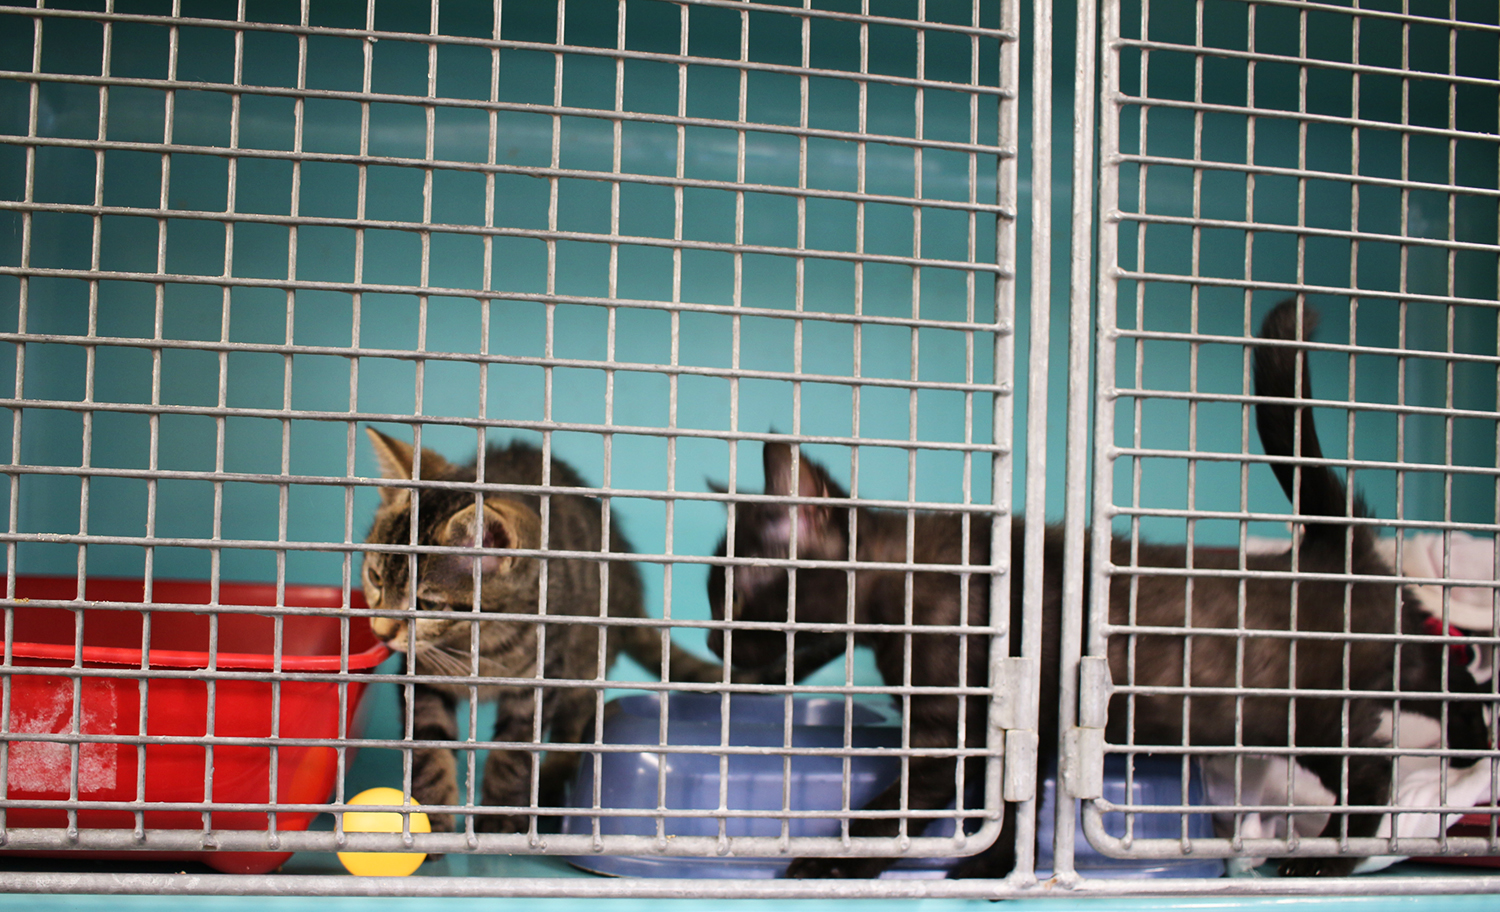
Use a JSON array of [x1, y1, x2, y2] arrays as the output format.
[[708, 299, 1488, 879], [362, 428, 729, 833]]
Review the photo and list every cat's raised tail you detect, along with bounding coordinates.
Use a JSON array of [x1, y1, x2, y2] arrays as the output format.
[[1253, 299, 1370, 553]]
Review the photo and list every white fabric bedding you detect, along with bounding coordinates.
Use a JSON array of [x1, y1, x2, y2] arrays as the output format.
[[1196, 532, 1497, 875]]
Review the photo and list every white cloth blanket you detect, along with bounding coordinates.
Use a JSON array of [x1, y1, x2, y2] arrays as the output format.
[[1198, 532, 1498, 875]]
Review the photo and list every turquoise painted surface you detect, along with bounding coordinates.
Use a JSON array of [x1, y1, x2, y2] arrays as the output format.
[[0, 0, 1497, 901], [2, 889, 1500, 912]]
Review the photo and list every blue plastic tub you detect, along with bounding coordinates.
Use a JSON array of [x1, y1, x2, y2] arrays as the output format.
[[562, 693, 1223, 879]]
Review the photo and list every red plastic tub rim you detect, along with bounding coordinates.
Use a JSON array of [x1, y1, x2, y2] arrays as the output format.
[[2, 575, 389, 672]]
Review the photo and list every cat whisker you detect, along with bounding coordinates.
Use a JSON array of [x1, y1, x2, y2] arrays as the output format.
[[414, 643, 481, 678]]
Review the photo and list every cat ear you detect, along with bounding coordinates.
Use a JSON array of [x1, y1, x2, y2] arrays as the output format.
[[705, 478, 729, 495], [367, 427, 415, 480], [366, 427, 451, 504], [760, 443, 841, 551], [762, 442, 834, 500], [440, 500, 534, 578]]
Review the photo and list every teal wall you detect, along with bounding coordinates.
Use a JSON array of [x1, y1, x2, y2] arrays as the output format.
[[1107, 0, 1499, 544], [0, 0, 1016, 623], [3, 1, 1495, 651]]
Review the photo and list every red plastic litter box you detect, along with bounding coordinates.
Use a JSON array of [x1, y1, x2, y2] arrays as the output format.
[[0, 576, 389, 874]]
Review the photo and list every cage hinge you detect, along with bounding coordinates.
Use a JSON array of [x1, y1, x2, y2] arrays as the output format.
[[1003, 729, 1038, 803], [992, 656, 1039, 733], [1077, 655, 1113, 729], [1061, 657, 1113, 800], [1062, 726, 1104, 800], [990, 657, 1040, 803]]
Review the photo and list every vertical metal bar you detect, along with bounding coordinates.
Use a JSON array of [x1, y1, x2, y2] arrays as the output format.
[[66, 0, 115, 843], [715, 0, 747, 855], [1126, 0, 1150, 794], [0, 2, 47, 843], [792, 0, 813, 845], [599, 0, 625, 837], [528, 0, 566, 844], [905, 0, 925, 849], [960, 0, 981, 855], [333, 0, 365, 839], [657, 0, 692, 851], [1057, 0, 1102, 882], [136, 1, 179, 841], [982, 0, 1019, 880], [468, 0, 504, 851], [1011, 0, 1053, 882]]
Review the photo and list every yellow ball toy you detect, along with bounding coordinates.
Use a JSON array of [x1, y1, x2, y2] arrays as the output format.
[[337, 787, 432, 876]]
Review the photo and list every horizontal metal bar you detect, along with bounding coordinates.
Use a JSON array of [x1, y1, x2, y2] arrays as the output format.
[[1112, 36, 1500, 91], [0, 419, 1008, 465], [1102, 558, 1495, 587], [1108, 680, 1493, 704], [1157, 0, 1500, 35], [0, 72, 1015, 153], [1103, 743, 1498, 761], [3, 870, 1499, 897], [0, 657, 1002, 696], [1106, 270, 1500, 310], [1115, 152, 1500, 202], [1082, 828, 1500, 863], [6, 2, 1018, 57], [1110, 444, 1500, 479], [1106, 621, 1486, 650], [1108, 91, 1498, 146], [0, 469, 1010, 516], [0, 827, 989, 859], [0, 227, 1008, 280], [1107, 503, 1500, 535], [0, 166, 1011, 222], [0, 730, 1000, 761], [1113, 330, 1500, 369], [0, 530, 1019, 567], [0, 596, 1004, 636], [0, 666, 992, 702], [0, 339, 1006, 396], [0, 267, 1011, 323], [1114, 798, 1500, 816], [1117, 210, 1500, 258]]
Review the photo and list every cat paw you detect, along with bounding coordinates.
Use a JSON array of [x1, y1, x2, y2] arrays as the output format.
[[784, 856, 893, 879], [947, 847, 1015, 880], [424, 812, 455, 834], [1276, 856, 1359, 877]]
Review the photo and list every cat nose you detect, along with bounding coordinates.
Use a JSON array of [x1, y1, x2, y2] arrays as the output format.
[[369, 616, 404, 643], [706, 628, 725, 659]]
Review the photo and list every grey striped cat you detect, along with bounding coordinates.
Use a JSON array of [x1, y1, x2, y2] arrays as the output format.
[[360, 428, 727, 833]]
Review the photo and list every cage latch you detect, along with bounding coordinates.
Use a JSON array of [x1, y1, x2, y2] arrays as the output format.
[[1061, 656, 1112, 800]]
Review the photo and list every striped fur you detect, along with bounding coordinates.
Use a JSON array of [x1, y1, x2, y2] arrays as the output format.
[[361, 428, 726, 833]]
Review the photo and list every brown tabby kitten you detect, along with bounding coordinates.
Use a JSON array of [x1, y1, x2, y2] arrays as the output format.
[[362, 428, 729, 834], [708, 300, 1488, 879]]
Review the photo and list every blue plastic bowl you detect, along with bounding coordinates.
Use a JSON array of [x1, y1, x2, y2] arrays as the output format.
[[562, 692, 1222, 879]]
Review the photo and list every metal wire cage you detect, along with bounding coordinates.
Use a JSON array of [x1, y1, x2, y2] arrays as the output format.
[[1081, 0, 1500, 882], [0, 0, 1032, 897], [1, 0, 1499, 901]]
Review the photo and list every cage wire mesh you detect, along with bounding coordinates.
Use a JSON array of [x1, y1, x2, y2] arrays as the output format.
[[0, 0, 1039, 896], [1, 0, 1500, 901], [1085, 0, 1500, 879]]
